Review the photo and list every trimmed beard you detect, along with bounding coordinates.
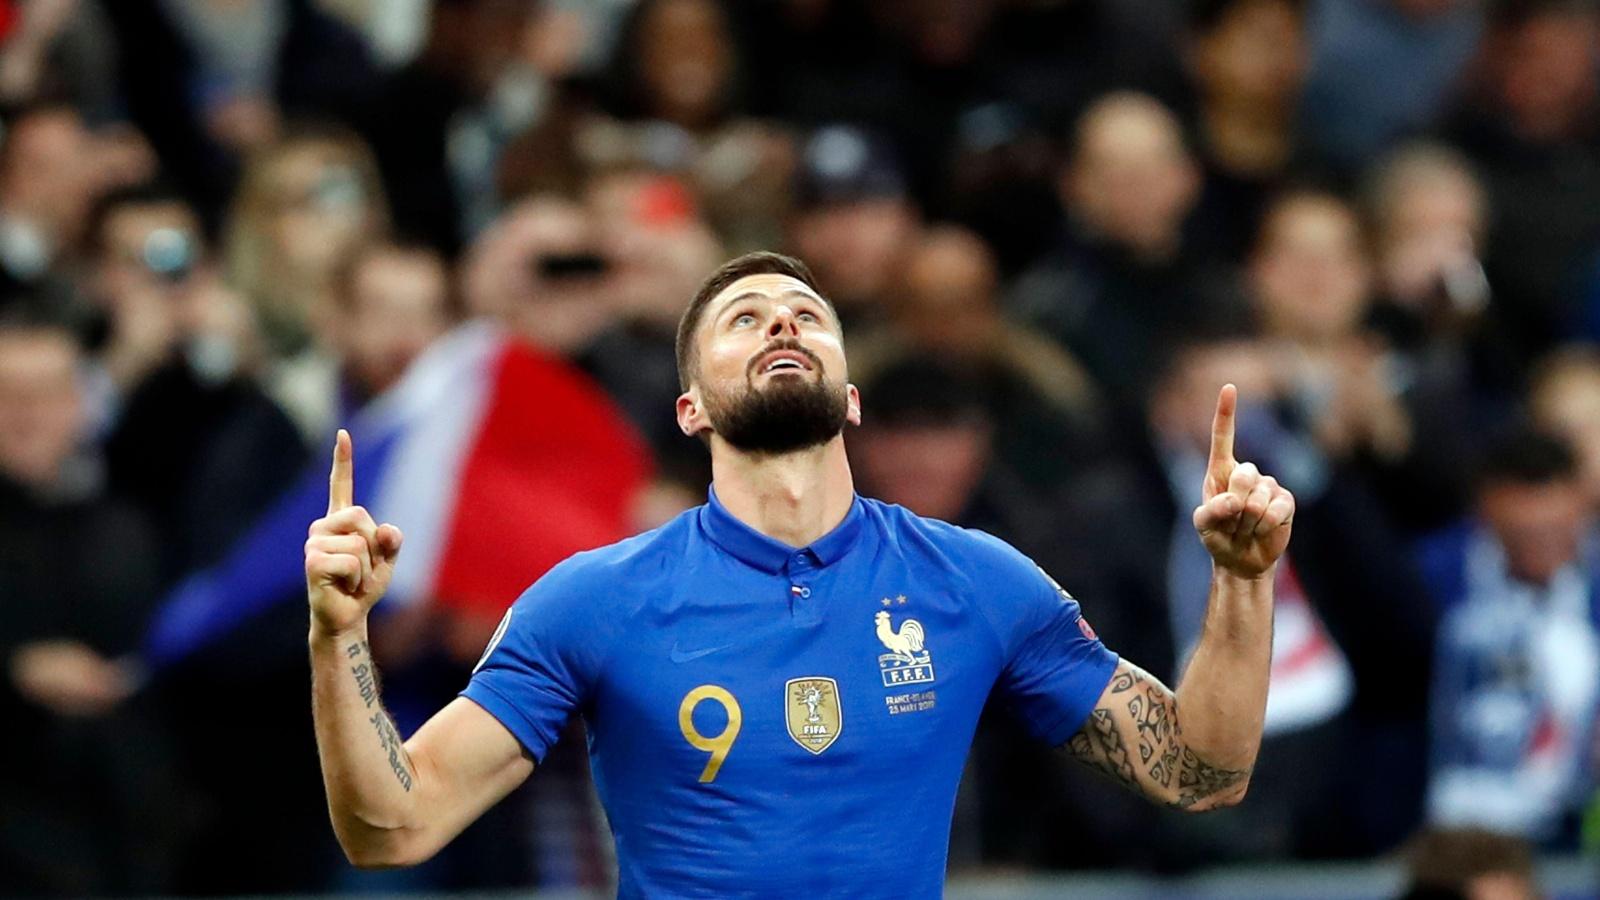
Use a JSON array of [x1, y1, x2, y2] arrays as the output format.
[[701, 374, 849, 454]]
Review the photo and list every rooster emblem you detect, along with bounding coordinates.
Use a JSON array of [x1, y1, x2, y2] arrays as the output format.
[[875, 610, 928, 664]]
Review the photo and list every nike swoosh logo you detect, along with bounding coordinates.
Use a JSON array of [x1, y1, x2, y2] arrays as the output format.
[[670, 642, 733, 663]]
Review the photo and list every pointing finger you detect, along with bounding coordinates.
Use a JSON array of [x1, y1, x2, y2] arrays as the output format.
[[328, 429, 353, 515], [1206, 384, 1238, 496]]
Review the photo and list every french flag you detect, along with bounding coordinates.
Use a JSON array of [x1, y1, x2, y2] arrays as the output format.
[[142, 322, 652, 668]]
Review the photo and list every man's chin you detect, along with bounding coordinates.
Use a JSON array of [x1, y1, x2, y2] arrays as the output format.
[[703, 379, 849, 455]]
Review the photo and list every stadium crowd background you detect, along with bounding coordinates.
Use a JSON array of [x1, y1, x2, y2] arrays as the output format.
[[2, 0, 1600, 896]]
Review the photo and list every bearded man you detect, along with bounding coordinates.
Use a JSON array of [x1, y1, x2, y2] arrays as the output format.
[[303, 252, 1294, 897]]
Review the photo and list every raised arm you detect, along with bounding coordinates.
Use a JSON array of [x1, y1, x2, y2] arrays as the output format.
[[307, 430, 533, 867], [1065, 385, 1290, 811]]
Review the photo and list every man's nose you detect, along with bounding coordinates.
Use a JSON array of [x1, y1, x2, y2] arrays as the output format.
[[768, 307, 800, 338]]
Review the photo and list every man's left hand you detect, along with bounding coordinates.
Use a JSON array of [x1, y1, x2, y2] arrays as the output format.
[[1192, 385, 1295, 579]]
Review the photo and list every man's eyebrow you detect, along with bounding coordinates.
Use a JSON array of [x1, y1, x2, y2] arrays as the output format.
[[710, 289, 825, 320]]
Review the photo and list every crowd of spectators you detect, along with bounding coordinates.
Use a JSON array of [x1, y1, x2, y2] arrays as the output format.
[[2, 0, 1599, 894]]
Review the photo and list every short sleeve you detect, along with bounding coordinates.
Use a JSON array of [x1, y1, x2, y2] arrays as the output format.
[[969, 532, 1119, 746], [460, 556, 608, 763]]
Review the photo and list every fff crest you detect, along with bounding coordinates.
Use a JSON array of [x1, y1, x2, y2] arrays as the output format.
[[875, 610, 935, 687], [786, 677, 842, 754]]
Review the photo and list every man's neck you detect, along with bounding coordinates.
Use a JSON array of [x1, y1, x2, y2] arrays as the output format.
[[711, 437, 855, 548]]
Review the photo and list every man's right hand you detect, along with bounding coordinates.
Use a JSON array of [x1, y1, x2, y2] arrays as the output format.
[[306, 429, 404, 635]]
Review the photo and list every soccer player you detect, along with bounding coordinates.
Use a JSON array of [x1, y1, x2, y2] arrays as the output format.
[[306, 252, 1293, 896]]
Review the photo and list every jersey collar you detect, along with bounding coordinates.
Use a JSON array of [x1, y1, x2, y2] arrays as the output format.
[[701, 485, 865, 573]]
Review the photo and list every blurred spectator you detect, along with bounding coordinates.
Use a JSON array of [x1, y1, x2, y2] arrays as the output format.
[[1443, 0, 1600, 371], [223, 124, 392, 437], [257, 237, 454, 446], [786, 124, 920, 324], [91, 182, 307, 581], [0, 103, 152, 287], [0, 300, 178, 894], [1010, 92, 1242, 409], [330, 241, 453, 404], [1529, 345, 1600, 511], [1421, 429, 1600, 847], [1399, 827, 1541, 900], [358, 0, 544, 255], [1301, 0, 1483, 172], [1250, 190, 1395, 456], [849, 224, 1105, 487], [586, 0, 794, 253], [1184, 0, 1312, 262], [1364, 144, 1516, 528], [1366, 142, 1491, 342]]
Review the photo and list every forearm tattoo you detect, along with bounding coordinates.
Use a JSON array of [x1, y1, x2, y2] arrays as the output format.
[[1063, 665, 1249, 809], [346, 641, 413, 792]]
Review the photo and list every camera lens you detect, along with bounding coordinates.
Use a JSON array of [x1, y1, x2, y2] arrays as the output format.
[[143, 228, 194, 282]]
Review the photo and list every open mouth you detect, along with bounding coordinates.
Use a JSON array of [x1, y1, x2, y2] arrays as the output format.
[[752, 348, 816, 376]]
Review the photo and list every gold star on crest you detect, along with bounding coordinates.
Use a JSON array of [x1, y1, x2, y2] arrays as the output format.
[[896, 595, 907, 605], [881, 597, 892, 607]]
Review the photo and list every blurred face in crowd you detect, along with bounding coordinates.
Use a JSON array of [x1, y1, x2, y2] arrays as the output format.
[[587, 171, 725, 330], [1251, 195, 1374, 345], [1191, 0, 1307, 113], [0, 107, 97, 242], [635, 0, 734, 128], [1066, 93, 1201, 261], [678, 273, 860, 453], [0, 327, 81, 488], [1490, 7, 1600, 142], [854, 413, 992, 522], [894, 226, 1000, 358], [789, 197, 918, 308], [264, 142, 376, 283], [1532, 355, 1600, 508], [97, 199, 203, 305], [1372, 148, 1486, 307], [335, 247, 451, 397], [1480, 475, 1590, 586]]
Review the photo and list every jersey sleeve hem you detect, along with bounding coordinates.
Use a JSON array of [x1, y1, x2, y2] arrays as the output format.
[[460, 680, 556, 764], [1036, 648, 1120, 746]]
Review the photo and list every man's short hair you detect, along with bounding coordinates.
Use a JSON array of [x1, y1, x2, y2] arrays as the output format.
[[675, 251, 829, 390]]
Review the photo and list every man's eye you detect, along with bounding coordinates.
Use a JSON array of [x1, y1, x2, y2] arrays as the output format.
[[798, 312, 819, 324], [733, 313, 757, 327]]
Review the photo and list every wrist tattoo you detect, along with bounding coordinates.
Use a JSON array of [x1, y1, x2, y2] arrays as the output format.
[[347, 641, 378, 709], [344, 640, 411, 791]]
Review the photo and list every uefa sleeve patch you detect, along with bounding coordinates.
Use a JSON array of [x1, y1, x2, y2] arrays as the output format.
[[473, 607, 514, 674], [1077, 615, 1098, 641]]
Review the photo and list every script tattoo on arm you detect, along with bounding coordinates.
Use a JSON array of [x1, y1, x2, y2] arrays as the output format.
[[346, 640, 414, 792], [1061, 663, 1249, 810]]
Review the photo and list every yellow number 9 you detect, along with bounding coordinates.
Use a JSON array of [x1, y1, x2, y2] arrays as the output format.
[[678, 685, 742, 783]]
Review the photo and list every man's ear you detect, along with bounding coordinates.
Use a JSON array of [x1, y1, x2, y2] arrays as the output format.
[[677, 388, 709, 437], [845, 383, 862, 426]]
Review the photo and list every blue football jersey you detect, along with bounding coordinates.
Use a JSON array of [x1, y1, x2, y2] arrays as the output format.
[[462, 490, 1118, 898]]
